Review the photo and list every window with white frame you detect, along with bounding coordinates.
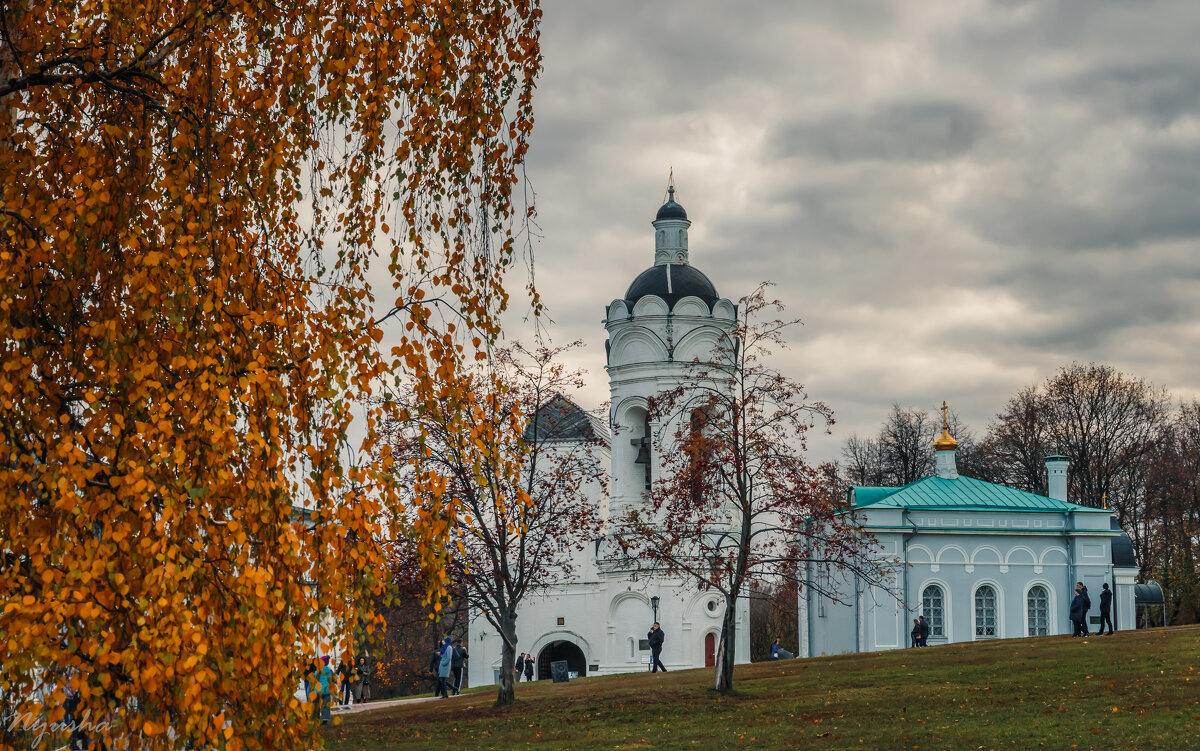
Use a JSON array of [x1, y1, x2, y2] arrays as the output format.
[[1027, 585, 1049, 636], [921, 584, 945, 638], [975, 585, 998, 638]]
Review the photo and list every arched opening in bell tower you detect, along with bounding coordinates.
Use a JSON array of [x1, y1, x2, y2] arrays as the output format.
[[630, 410, 652, 494]]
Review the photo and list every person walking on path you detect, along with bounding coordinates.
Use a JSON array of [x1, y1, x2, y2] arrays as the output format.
[[303, 658, 317, 702], [910, 619, 922, 648], [648, 622, 667, 673], [451, 639, 468, 695], [336, 657, 354, 706], [315, 656, 335, 724], [354, 656, 370, 702], [918, 615, 930, 647], [523, 653, 535, 682], [434, 638, 448, 691], [1098, 583, 1114, 635], [436, 637, 454, 698]]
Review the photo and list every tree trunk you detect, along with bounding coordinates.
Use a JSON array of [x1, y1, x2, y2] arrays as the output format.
[[494, 612, 518, 707], [713, 597, 737, 693]]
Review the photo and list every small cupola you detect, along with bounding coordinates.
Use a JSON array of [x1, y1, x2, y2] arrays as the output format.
[[934, 401, 958, 479], [652, 179, 692, 266]]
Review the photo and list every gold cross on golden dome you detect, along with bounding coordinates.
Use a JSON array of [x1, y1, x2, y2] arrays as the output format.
[[934, 401, 957, 451]]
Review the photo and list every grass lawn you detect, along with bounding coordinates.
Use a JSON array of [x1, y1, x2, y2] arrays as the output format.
[[325, 627, 1199, 750]]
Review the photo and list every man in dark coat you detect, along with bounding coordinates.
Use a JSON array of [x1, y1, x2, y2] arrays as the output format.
[[337, 657, 354, 705], [1097, 583, 1114, 635], [451, 638, 468, 694], [514, 652, 526, 681], [647, 622, 666, 673], [1069, 583, 1087, 637], [430, 644, 444, 696], [917, 615, 931, 647], [1079, 583, 1092, 636]]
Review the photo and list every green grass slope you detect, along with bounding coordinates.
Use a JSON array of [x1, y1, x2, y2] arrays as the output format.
[[326, 627, 1199, 750]]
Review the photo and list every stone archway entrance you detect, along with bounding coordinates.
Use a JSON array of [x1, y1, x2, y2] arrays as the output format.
[[536, 640, 587, 680]]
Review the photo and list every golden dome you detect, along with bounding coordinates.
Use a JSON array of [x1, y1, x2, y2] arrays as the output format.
[[934, 428, 957, 451], [934, 400, 957, 451]]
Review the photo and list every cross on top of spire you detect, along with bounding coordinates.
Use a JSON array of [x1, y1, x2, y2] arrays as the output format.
[[934, 400, 957, 452], [654, 168, 688, 222]]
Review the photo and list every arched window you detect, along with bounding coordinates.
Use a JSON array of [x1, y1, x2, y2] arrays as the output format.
[[1027, 585, 1049, 636], [640, 413, 652, 492], [975, 585, 998, 639], [687, 407, 713, 503], [921, 584, 945, 638]]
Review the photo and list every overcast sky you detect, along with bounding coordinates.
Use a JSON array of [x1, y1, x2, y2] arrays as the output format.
[[499, 0, 1200, 463]]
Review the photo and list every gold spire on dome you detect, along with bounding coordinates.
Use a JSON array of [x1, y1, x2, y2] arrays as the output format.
[[934, 400, 958, 451]]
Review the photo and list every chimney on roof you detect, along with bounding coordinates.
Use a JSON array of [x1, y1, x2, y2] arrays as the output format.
[[1045, 455, 1068, 502]]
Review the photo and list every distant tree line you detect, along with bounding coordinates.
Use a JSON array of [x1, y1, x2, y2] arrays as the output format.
[[836, 363, 1200, 625]]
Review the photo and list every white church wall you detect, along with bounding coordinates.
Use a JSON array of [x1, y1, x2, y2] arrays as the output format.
[[468, 576, 750, 686], [805, 505, 1128, 657]]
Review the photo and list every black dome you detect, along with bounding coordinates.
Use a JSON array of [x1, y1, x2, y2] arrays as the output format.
[[655, 184, 688, 221], [655, 199, 687, 221], [624, 264, 719, 310], [1111, 518, 1137, 567]]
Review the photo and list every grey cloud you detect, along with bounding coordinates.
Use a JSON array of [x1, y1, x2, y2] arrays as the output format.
[[961, 139, 1200, 251], [510, 0, 1200, 461], [771, 101, 986, 163], [1055, 62, 1200, 126]]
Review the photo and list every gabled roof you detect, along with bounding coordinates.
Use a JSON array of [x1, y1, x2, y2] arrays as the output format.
[[523, 394, 608, 444], [851, 474, 1108, 514]]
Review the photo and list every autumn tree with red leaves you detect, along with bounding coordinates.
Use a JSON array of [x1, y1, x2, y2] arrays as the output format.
[[387, 342, 606, 707], [616, 285, 890, 693], [1, 1, 542, 748]]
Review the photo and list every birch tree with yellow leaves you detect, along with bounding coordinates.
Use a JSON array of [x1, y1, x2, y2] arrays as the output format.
[[0, 0, 542, 748]]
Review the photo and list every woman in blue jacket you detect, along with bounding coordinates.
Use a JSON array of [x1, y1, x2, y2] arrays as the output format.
[[436, 637, 454, 698]]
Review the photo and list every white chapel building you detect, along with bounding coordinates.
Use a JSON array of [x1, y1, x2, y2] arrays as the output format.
[[467, 184, 1143, 682], [800, 417, 1141, 655], [467, 187, 752, 686]]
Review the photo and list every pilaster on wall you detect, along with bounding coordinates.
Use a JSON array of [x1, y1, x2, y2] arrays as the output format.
[[797, 585, 811, 658]]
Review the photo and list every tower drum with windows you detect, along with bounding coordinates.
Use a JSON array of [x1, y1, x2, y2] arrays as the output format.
[[603, 184, 737, 518]]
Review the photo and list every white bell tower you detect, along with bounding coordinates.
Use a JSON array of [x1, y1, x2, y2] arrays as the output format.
[[603, 183, 738, 518]]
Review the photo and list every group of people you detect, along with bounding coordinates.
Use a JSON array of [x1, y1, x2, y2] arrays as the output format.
[[305, 654, 373, 724], [1071, 581, 1115, 637], [909, 615, 932, 647], [430, 636, 469, 698], [514, 652, 536, 681]]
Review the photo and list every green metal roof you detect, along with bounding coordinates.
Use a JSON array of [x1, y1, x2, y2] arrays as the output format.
[[851, 475, 1108, 513]]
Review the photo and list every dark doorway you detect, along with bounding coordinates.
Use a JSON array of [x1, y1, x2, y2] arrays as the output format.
[[704, 633, 716, 668], [537, 640, 586, 680]]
